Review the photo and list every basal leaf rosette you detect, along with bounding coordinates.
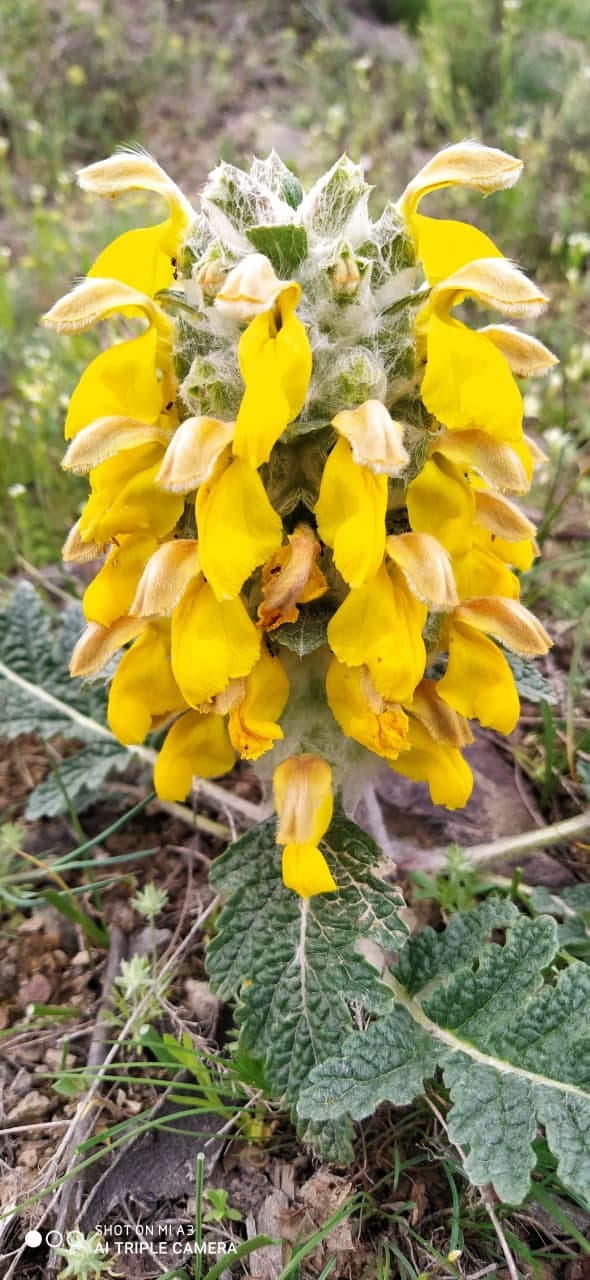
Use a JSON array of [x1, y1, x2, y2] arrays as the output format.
[[45, 143, 555, 898]]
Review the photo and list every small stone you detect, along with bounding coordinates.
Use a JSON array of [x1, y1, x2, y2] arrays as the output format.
[[42, 1048, 76, 1071], [184, 979, 220, 1030], [18, 972, 52, 1008], [7, 1090, 54, 1123], [18, 1145, 39, 1169]]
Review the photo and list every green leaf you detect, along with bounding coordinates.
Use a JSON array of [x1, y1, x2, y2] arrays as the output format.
[[272, 612, 329, 656], [394, 898, 520, 996], [505, 651, 558, 704], [246, 223, 308, 276], [207, 809, 406, 1158], [250, 152, 304, 209], [299, 913, 590, 1204], [0, 584, 109, 740], [301, 155, 371, 236], [25, 742, 129, 819], [0, 583, 150, 819], [42, 888, 108, 948]]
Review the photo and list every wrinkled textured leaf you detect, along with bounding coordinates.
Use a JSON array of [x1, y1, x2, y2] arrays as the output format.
[[394, 898, 520, 996], [207, 809, 406, 1159], [0, 582, 131, 818], [299, 913, 590, 1203], [505, 652, 558, 704], [25, 742, 129, 819]]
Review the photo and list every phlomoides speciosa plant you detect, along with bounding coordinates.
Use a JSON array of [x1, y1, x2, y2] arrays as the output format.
[[44, 146, 590, 1202]]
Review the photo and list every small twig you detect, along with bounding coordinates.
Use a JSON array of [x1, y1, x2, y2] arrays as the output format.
[[3, 900, 219, 1280], [47, 926, 126, 1276], [425, 1096, 519, 1280], [398, 810, 590, 873]]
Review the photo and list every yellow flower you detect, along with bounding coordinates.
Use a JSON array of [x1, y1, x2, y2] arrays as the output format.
[[273, 755, 336, 898], [154, 711, 235, 801], [62, 416, 173, 475], [315, 436, 387, 588], [228, 649, 289, 760], [326, 659, 410, 762], [258, 524, 327, 631], [327, 563, 427, 704], [390, 717, 474, 809], [407, 456, 476, 559], [42, 278, 174, 440], [196, 453, 283, 600], [230, 269, 312, 469], [79, 150, 195, 295], [420, 259, 548, 443], [78, 445, 183, 544], [437, 597, 551, 734], [82, 533, 158, 626], [331, 400, 409, 475], [107, 624, 186, 745], [171, 578, 260, 707], [398, 141, 522, 282], [389, 678, 474, 808]]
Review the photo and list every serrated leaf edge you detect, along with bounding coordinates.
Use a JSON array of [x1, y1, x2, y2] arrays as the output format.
[[387, 972, 590, 1105]]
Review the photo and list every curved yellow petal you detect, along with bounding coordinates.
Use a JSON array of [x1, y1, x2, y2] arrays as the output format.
[[386, 531, 458, 610], [197, 456, 283, 600], [154, 710, 235, 801], [157, 416, 235, 493], [409, 679, 474, 747], [233, 294, 312, 468], [474, 490, 536, 541], [399, 142, 523, 221], [391, 717, 474, 809], [228, 649, 289, 760], [83, 533, 158, 626], [407, 456, 476, 558], [88, 223, 174, 296], [422, 314, 524, 441], [70, 616, 144, 677], [453, 596, 551, 655], [108, 626, 185, 745], [171, 578, 260, 707], [479, 325, 558, 376], [258, 523, 327, 631], [437, 620, 520, 734], [282, 843, 337, 898], [62, 415, 172, 474], [216, 254, 299, 319], [453, 545, 520, 601], [274, 754, 333, 846], [79, 456, 183, 544], [331, 400, 409, 475], [328, 564, 427, 704], [130, 540, 201, 617], [64, 330, 162, 439], [316, 437, 387, 588], [42, 277, 163, 335], [326, 659, 410, 762], [77, 150, 195, 230], [413, 214, 502, 284], [433, 429, 529, 495], [430, 258, 548, 321]]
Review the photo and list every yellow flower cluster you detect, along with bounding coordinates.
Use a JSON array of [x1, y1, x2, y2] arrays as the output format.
[[45, 143, 554, 898]]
